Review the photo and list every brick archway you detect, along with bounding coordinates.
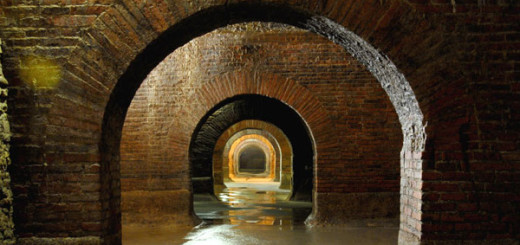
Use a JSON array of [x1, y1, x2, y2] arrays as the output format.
[[100, 5, 425, 243], [212, 120, 293, 192], [120, 68, 333, 229], [194, 69, 336, 157], [192, 70, 336, 216]]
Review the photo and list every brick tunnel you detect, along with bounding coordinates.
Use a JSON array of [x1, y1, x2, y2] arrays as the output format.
[[0, 1, 519, 244]]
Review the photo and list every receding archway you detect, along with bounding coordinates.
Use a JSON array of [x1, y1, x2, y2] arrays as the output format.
[[229, 132, 277, 179], [212, 120, 294, 195], [102, 3, 425, 243], [189, 95, 314, 202], [187, 95, 313, 228]]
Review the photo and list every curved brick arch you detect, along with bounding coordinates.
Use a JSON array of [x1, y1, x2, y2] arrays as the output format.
[[194, 70, 337, 157], [121, 68, 333, 230], [95, 4, 425, 243], [93, 3, 425, 244], [191, 70, 337, 204], [7, 1, 427, 244], [212, 120, 293, 192], [193, 70, 338, 197]]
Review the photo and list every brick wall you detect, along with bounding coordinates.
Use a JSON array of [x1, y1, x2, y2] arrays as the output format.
[[0, 0, 517, 243], [405, 2, 520, 242]]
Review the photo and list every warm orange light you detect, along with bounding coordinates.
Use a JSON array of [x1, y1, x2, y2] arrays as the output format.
[[227, 134, 276, 182]]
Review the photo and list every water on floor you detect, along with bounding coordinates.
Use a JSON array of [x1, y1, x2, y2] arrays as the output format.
[[123, 183, 398, 244]]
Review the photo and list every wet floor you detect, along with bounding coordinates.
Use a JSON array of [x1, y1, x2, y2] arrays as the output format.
[[123, 183, 398, 244], [200, 182, 306, 226]]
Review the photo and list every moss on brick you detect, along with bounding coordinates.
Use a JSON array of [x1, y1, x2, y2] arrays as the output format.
[[0, 39, 15, 244]]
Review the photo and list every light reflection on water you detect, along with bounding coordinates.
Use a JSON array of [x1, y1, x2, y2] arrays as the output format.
[[196, 183, 308, 227], [184, 183, 315, 244], [183, 223, 398, 245], [186, 183, 397, 244], [123, 183, 398, 244]]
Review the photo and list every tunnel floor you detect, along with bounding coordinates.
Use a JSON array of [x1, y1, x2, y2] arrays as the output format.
[[122, 183, 398, 244]]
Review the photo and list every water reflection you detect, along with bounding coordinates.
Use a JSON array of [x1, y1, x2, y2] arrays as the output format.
[[183, 223, 398, 245], [195, 182, 309, 227], [123, 183, 398, 244]]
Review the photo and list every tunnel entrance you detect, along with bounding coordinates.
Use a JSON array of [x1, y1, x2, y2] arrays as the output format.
[[226, 132, 276, 181], [189, 95, 314, 202], [189, 95, 314, 226]]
